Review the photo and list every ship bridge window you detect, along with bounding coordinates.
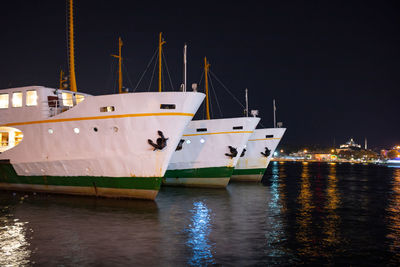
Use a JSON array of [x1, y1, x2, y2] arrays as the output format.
[[100, 106, 115, 112], [76, 94, 85, 104], [62, 92, 74, 107], [26, 90, 38, 106], [233, 126, 243, 130], [266, 135, 274, 138], [160, 104, 176, 109], [196, 128, 207, 132], [12, 92, 23, 107], [0, 94, 8, 109]]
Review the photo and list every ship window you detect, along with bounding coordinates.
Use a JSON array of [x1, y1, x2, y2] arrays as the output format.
[[26, 90, 38, 106], [266, 135, 274, 138], [0, 132, 9, 147], [76, 94, 85, 104], [62, 92, 74, 107], [14, 132, 23, 145], [73, 128, 80, 134], [0, 94, 8, 109], [100, 106, 115, 112], [12, 92, 23, 107], [233, 126, 243, 130], [160, 104, 176, 109], [196, 128, 207, 132]]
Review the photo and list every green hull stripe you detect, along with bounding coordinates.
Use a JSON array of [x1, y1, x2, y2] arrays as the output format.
[[0, 162, 161, 191], [164, 166, 234, 178], [232, 168, 266, 176]]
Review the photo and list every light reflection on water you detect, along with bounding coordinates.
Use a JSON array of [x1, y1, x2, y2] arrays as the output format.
[[387, 168, 400, 263], [323, 163, 342, 256], [0, 207, 31, 266], [186, 201, 215, 266], [265, 161, 288, 259], [0, 163, 400, 265], [296, 162, 316, 257]]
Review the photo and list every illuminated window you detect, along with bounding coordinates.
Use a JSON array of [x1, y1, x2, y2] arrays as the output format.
[[76, 94, 85, 104], [62, 92, 73, 107], [0, 94, 8, 109], [12, 92, 22, 107], [0, 132, 9, 147], [73, 128, 80, 134], [100, 106, 115, 112], [26, 90, 38, 106], [14, 132, 23, 145]]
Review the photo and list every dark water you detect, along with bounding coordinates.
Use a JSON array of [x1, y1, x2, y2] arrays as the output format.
[[1, 162, 400, 266]]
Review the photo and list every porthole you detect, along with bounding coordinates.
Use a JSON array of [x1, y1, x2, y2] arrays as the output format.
[[113, 126, 119, 133], [186, 140, 191, 144], [93, 127, 98, 132], [200, 138, 205, 143], [74, 128, 80, 134], [48, 128, 54, 134]]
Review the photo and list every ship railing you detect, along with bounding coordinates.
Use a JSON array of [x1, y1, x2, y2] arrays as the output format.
[[47, 99, 73, 117]]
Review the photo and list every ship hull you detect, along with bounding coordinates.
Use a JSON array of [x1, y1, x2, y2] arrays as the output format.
[[0, 160, 160, 199], [232, 128, 286, 182], [163, 117, 260, 188], [164, 166, 233, 188], [0, 87, 205, 200]]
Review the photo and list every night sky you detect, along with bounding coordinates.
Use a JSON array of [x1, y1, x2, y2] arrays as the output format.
[[1, 0, 399, 149]]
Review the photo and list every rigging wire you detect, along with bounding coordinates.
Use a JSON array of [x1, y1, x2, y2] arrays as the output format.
[[209, 74, 223, 118], [162, 50, 175, 91], [147, 50, 159, 91], [209, 70, 245, 109], [122, 61, 135, 91], [133, 48, 158, 92]]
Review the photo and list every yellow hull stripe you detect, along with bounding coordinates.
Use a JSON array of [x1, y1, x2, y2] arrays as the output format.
[[248, 138, 281, 141], [183, 131, 253, 137], [1, 112, 194, 127]]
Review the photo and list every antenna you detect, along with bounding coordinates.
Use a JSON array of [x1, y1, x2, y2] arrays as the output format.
[[183, 43, 187, 92], [245, 88, 249, 117], [273, 99, 277, 128]]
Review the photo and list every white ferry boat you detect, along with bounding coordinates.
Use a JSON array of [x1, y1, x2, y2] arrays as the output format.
[[163, 57, 260, 188], [164, 117, 260, 187], [0, 86, 204, 199], [231, 127, 286, 182]]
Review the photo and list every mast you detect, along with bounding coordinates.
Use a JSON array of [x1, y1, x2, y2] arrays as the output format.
[[158, 32, 166, 92], [273, 99, 276, 128], [111, 37, 123, 94], [68, 0, 77, 92], [245, 88, 249, 117], [59, 69, 65, 89], [183, 43, 187, 92], [204, 57, 211, 120]]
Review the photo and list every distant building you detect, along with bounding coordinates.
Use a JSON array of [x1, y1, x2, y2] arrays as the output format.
[[337, 138, 361, 152]]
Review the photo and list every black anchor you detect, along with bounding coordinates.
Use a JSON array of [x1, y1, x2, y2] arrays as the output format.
[[225, 146, 238, 158], [148, 130, 169, 151], [261, 147, 271, 157]]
